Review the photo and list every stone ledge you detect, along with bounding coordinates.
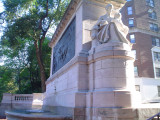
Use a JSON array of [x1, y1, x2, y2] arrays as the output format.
[[6, 110, 72, 120], [88, 50, 134, 64], [46, 56, 88, 85]]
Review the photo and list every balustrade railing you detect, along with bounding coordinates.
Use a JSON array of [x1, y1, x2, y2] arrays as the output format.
[[147, 112, 160, 120], [1, 93, 43, 104], [14, 95, 33, 101]]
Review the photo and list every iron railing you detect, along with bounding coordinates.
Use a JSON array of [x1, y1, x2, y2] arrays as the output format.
[[147, 112, 160, 120]]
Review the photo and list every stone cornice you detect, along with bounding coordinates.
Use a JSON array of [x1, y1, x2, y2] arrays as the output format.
[[94, 0, 126, 9], [49, 0, 81, 48], [49, 0, 126, 48], [129, 28, 160, 37]]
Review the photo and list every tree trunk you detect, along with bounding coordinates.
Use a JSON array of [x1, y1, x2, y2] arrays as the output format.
[[34, 41, 46, 92]]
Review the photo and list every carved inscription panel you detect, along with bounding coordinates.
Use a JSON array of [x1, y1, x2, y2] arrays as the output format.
[[52, 18, 76, 74]]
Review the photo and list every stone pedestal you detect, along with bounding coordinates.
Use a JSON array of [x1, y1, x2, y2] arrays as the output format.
[[0, 93, 12, 116], [85, 42, 138, 120], [1, 93, 12, 104]]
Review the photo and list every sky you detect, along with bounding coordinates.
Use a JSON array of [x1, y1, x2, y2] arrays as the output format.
[[0, 1, 4, 35], [0, 0, 4, 12]]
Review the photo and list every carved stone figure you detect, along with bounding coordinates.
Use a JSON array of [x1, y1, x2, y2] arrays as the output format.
[[91, 4, 130, 45]]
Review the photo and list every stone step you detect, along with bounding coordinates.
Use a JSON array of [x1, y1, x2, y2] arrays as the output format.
[[5, 110, 72, 120]]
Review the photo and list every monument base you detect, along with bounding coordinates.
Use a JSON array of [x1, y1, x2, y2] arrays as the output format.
[[73, 107, 160, 120]]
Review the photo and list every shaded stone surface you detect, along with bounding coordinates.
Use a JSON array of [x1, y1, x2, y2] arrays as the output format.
[[52, 17, 76, 74], [6, 110, 72, 120]]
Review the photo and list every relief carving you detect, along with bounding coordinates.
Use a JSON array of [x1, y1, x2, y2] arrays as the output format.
[[52, 18, 75, 74]]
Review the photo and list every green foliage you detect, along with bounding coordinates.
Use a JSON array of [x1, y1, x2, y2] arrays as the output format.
[[0, 66, 18, 101], [1, 0, 70, 40], [0, 38, 51, 100], [0, 0, 71, 97]]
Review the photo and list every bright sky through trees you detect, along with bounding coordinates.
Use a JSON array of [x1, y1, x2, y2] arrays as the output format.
[[0, 1, 4, 34], [0, 1, 4, 12], [0, 1, 4, 65]]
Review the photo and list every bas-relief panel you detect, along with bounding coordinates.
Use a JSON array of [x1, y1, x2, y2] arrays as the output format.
[[52, 17, 76, 74]]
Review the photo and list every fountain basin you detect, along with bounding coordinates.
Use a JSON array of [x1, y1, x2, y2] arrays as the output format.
[[5, 110, 72, 120]]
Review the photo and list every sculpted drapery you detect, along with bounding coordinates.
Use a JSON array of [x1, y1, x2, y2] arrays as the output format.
[[91, 4, 130, 44]]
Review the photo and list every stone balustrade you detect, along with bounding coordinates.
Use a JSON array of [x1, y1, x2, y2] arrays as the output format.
[[13, 94, 33, 102], [0, 93, 44, 116], [1, 93, 34, 104]]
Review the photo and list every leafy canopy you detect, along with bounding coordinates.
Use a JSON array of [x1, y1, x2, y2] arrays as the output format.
[[0, 0, 71, 93], [1, 0, 70, 47]]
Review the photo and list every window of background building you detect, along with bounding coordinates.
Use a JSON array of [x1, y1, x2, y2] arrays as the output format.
[[129, 18, 134, 27], [152, 37, 160, 47], [132, 50, 137, 59], [150, 23, 159, 32], [129, 34, 135, 43], [146, 0, 155, 7], [154, 52, 160, 61], [156, 68, 160, 78], [148, 11, 157, 19], [158, 86, 160, 97], [134, 66, 138, 76], [135, 85, 140, 92], [127, 7, 133, 15]]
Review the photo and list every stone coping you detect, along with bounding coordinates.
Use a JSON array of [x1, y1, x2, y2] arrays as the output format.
[[46, 56, 87, 85], [129, 28, 160, 37], [133, 103, 160, 109], [49, 0, 80, 47]]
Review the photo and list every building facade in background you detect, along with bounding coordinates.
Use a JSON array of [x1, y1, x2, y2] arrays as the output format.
[[122, 0, 160, 102]]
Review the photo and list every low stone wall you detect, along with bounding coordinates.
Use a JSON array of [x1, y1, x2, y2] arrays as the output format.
[[0, 103, 11, 118], [0, 93, 44, 116]]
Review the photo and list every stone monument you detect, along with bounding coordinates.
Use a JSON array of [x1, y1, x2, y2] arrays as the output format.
[[44, 0, 160, 119], [91, 4, 129, 45]]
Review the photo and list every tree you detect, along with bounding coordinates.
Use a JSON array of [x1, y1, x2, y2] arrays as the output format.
[[0, 0, 70, 92], [0, 38, 39, 95], [0, 66, 18, 101], [0, 40, 51, 97]]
